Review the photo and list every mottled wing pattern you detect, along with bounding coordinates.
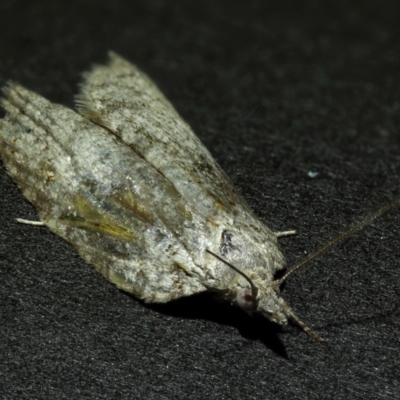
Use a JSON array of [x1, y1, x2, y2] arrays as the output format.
[[75, 53, 284, 281], [0, 84, 206, 301], [76, 52, 255, 223]]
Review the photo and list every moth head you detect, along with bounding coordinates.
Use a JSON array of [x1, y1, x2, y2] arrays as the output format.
[[206, 249, 323, 343], [235, 283, 287, 323], [254, 285, 289, 325]]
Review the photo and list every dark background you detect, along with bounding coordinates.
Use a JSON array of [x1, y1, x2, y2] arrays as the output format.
[[1, 1, 400, 398]]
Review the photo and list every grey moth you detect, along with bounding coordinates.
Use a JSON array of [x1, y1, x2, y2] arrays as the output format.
[[0, 53, 325, 341]]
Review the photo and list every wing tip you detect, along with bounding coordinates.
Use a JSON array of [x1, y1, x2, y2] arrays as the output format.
[[80, 50, 126, 80], [74, 92, 111, 129], [107, 50, 120, 62], [1, 80, 20, 103], [76, 50, 129, 129], [1, 81, 37, 115]]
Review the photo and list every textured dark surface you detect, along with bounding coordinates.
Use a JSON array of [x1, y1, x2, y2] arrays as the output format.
[[1, 1, 400, 399]]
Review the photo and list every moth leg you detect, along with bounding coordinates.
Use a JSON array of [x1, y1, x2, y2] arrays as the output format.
[[275, 230, 296, 238], [16, 218, 44, 226]]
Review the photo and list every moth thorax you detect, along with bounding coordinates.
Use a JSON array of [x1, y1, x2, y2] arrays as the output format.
[[236, 288, 258, 312]]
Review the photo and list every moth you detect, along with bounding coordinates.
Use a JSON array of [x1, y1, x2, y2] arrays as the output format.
[[2, 53, 393, 342]]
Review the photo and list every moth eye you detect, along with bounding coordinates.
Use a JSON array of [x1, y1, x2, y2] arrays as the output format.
[[236, 288, 257, 312]]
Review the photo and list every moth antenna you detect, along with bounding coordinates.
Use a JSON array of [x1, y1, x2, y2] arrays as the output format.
[[206, 249, 258, 299], [276, 196, 400, 285], [284, 306, 324, 343]]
